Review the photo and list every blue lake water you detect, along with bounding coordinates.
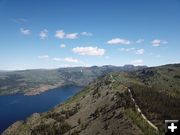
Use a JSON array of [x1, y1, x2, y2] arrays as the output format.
[[0, 86, 82, 134]]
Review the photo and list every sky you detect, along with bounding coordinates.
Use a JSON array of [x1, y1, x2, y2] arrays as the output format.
[[0, 0, 180, 70]]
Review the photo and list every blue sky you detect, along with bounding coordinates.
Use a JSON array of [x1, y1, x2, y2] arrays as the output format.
[[0, 0, 180, 70]]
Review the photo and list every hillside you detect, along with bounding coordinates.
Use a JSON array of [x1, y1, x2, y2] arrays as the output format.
[[0, 65, 145, 96], [2, 63, 180, 135]]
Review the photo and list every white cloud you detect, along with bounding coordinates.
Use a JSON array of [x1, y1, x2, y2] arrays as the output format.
[[72, 46, 105, 56], [55, 30, 65, 39], [81, 32, 92, 36], [120, 47, 145, 54], [66, 33, 78, 39], [135, 49, 145, 54], [131, 59, 144, 66], [120, 48, 144, 55], [55, 30, 93, 39], [38, 55, 81, 64], [152, 39, 161, 46], [38, 55, 49, 60], [120, 48, 135, 52], [20, 28, 31, 35], [52, 57, 79, 63], [60, 44, 66, 48], [52, 57, 62, 61], [107, 38, 131, 45], [55, 30, 78, 39], [136, 39, 144, 44], [64, 57, 79, 63], [40, 29, 48, 39], [152, 39, 168, 47]]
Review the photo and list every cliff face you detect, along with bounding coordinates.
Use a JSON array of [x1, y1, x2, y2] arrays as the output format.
[[2, 64, 180, 135]]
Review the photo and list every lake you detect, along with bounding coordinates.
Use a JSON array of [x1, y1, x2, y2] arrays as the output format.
[[0, 86, 82, 134]]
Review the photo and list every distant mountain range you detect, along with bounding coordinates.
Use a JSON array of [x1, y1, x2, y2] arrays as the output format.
[[2, 63, 180, 135], [0, 65, 146, 96]]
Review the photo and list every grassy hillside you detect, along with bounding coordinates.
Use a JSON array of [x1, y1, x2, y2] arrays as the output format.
[[2, 63, 180, 135], [127, 64, 180, 132], [0, 65, 145, 96], [2, 73, 143, 135]]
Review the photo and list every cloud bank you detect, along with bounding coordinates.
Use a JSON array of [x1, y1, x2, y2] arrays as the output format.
[[72, 46, 105, 56], [107, 38, 131, 45]]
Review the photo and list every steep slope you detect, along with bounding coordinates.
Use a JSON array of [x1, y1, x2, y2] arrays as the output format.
[[2, 63, 180, 135], [123, 64, 180, 132], [2, 74, 144, 135], [0, 65, 146, 96]]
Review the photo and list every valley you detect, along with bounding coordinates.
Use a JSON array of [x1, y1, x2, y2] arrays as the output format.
[[1, 0, 179, 134], [2, 63, 180, 135], [0, 65, 145, 96]]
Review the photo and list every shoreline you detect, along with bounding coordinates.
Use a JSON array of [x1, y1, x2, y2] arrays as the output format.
[[0, 83, 83, 97], [0, 85, 83, 134], [24, 83, 63, 96]]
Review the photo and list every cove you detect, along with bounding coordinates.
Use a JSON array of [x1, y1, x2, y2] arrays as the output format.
[[0, 85, 82, 134]]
